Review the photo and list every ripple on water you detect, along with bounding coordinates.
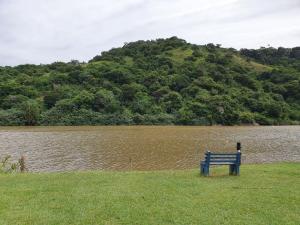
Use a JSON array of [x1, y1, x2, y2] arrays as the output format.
[[0, 126, 299, 172]]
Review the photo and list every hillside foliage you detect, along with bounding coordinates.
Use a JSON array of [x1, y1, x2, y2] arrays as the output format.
[[0, 37, 300, 125]]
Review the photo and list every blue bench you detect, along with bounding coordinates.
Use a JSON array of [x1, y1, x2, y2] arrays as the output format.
[[200, 143, 242, 176]]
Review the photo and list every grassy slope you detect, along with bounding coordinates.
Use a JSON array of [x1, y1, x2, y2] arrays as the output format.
[[231, 55, 272, 73], [0, 163, 299, 225]]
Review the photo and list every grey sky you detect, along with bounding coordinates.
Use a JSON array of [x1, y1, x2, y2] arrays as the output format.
[[0, 0, 299, 66]]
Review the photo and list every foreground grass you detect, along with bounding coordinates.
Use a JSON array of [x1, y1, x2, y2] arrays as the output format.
[[0, 163, 299, 225]]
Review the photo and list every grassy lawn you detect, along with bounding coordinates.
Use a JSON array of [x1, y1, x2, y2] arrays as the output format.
[[0, 163, 299, 225]]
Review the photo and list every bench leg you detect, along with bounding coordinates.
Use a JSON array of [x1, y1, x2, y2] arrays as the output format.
[[236, 165, 240, 176], [200, 164, 204, 175], [229, 164, 235, 175], [229, 164, 240, 176], [204, 165, 209, 176], [201, 164, 209, 176]]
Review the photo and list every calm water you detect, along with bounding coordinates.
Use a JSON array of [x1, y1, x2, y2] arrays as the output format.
[[0, 126, 299, 172]]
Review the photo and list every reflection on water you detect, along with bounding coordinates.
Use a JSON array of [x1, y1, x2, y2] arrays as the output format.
[[0, 126, 299, 172]]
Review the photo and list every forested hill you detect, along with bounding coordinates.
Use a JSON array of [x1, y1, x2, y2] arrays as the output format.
[[1, 37, 300, 125]]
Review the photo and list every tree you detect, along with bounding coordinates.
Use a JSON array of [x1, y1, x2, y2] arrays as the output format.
[[93, 89, 120, 113], [1, 95, 28, 109], [161, 91, 183, 113], [131, 92, 153, 114], [290, 47, 300, 59], [55, 99, 77, 112], [20, 100, 41, 125], [177, 107, 195, 125], [103, 68, 132, 84], [121, 83, 144, 101], [73, 90, 94, 109], [171, 74, 190, 91], [44, 92, 61, 109]]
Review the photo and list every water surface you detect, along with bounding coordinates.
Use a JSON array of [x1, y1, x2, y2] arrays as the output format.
[[0, 126, 299, 172]]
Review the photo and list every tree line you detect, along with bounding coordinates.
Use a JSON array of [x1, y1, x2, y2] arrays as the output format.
[[0, 37, 299, 125]]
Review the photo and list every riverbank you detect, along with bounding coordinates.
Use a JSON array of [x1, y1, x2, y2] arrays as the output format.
[[0, 163, 299, 225]]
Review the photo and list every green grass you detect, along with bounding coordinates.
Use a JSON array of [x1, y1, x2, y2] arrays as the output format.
[[0, 163, 299, 225], [167, 48, 193, 63], [232, 55, 272, 72]]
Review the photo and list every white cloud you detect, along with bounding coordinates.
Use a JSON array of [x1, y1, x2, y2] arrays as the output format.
[[0, 0, 299, 65]]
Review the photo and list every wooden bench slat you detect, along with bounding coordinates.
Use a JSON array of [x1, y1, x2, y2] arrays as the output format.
[[208, 156, 237, 159], [208, 153, 237, 155], [209, 160, 237, 163], [209, 154, 237, 156], [201, 160, 238, 163]]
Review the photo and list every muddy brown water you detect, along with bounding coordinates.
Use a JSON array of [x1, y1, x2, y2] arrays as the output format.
[[0, 126, 299, 172]]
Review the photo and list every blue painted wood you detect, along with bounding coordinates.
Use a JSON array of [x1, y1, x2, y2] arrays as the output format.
[[200, 142, 242, 176], [209, 158, 236, 160], [209, 161, 236, 163], [209, 153, 238, 155]]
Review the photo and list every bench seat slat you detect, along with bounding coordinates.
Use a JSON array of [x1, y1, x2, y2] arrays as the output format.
[[210, 162, 236, 165], [205, 156, 236, 159], [201, 160, 238, 163], [210, 153, 237, 156], [209, 160, 237, 163]]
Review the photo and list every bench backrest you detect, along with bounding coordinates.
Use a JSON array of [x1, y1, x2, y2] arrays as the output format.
[[204, 151, 241, 165]]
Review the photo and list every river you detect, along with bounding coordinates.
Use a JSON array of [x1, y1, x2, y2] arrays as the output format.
[[0, 126, 299, 172]]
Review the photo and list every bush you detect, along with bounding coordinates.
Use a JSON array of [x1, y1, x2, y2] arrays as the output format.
[[239, 112, 255, 124], [0, 109, 24, 125], [19, 100, 41, 125], [93, 89, 120, 113]]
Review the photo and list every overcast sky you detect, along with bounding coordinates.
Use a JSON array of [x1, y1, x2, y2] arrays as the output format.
[[0, 0, 299, 66]]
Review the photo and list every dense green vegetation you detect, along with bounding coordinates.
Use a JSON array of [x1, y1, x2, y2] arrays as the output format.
[[1, 37, 300, 125], [0, 163, 299, 225]]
